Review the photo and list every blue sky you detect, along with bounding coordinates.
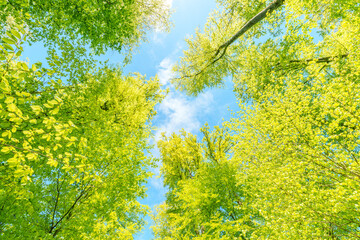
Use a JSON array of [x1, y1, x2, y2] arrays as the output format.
[[127, 1, 239, 239], [21, 0, 239, 239]]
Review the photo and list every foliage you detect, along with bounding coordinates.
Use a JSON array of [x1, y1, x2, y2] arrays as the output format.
[[230, 64, 360, 238], [173, 0, 358, 98], [0, 20, 166, 239], [0, 0, 171, 56], [157, 0, 360, 239], [153, 126, 260, 239], [0, 0, 171, 238]]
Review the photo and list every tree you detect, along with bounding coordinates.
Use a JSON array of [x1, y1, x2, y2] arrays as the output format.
[[0, 1, 169, 238], [173, 0, 355, 99], [0, 0, 171, 56], [156, 0, 360, 239], [153, 125, 260, 239]]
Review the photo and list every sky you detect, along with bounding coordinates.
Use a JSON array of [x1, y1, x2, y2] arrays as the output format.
[[20, 0, 239, 239], [125, 1, 239, 239]]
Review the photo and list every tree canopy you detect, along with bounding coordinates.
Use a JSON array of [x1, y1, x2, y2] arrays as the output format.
[[153, 126, 258, 239], [0, 1, 169, 239], [2, 0, 360, 238], [155, 0, 360, 239], [0, 0, 170, 55]]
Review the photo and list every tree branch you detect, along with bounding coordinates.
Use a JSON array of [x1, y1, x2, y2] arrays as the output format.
[[49, 185, 92, 235], [50, 171, 62, 230], [178, 0, 285, 80], [213, 0, 285, 61], [273, 54, 349, 72], [288, 54, 349, 64]]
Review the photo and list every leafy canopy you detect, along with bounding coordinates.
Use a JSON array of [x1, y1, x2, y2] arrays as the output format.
[[0, 1, 170, 238], [156, 0, 360, 239], [0, 0, 170, 55]]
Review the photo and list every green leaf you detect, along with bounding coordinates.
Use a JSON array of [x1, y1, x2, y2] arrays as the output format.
[[10, 30, 21, 40], [7, 103, 17, 112], [47, 159, 58, 167], [2, 37, 16, 45]]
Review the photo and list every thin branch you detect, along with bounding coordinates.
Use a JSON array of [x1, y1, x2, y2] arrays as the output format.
[[50, 170, 62, 230], [288, 54, 349, 64], [177, 0, 285, 80], [49, 185, 92, 234], [274, 54, 349, 72], [214, 0, 285, 61]]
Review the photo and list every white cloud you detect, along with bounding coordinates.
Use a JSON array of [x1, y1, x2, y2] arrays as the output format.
[[150, 55, 214, 205], [164, 0, 173, 8], [151, 32, 166, 44], [155, 90, 213, 140], [157, 58, 174, 86]]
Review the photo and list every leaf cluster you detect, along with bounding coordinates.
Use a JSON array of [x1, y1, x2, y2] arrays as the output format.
[[0, 2, 168, 238], [157, 0, 360, 239]]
